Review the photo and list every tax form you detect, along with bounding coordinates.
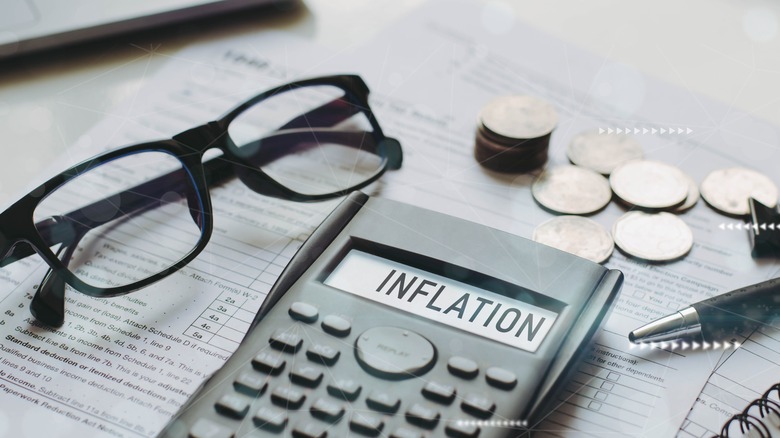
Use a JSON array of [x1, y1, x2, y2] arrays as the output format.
[[1, 1, 780, 437]]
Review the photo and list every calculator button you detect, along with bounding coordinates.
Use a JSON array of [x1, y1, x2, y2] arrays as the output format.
[[327, 379, 362, 401], [355, 327, 436, 379], [269, 330, 303, 353], [321, 315, 351, 337], [253, 405, 288, 432], [448, 356, 479, 379], [233, 371, 268, 396], [189, 418, 234, 438], [405, 403, 440, 429], [422, 381, 456, 404], [310, 398, 345, 423], [271, 386, 306, 410], [485, 367, 517, 390], [349, 412, 385, 436], [292, 422, 327, 438], [445, 422, 480, 437], [251, 352, 286, 375], [390, 427, 423, 438], [290, 365, 324, 388], [366, 391, 401, 413], [214, 393, 251, 419], [289, 302, 319, 323], [461, 394, 495, 419], [306, 344, 340, 366]]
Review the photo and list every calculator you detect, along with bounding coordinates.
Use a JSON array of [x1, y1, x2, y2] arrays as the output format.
[[158, 192, 623, 438]]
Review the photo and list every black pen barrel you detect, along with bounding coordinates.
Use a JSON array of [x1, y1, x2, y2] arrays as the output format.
[[692, 277, 780, 341]]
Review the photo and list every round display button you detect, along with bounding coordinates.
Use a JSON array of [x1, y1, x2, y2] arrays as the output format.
[[355, 327, 436, 379]]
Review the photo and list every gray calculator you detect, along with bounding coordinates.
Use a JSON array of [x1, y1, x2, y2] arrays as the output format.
[[158, 192, 623, 438]]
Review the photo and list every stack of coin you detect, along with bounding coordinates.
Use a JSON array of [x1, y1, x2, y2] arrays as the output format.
[[700, 167, 779, 216], [475, 95, 558, 173]]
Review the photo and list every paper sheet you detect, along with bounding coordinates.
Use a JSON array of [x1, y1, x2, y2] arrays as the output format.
[[2, 1, 780, 437], [677, 321, 780, 437]]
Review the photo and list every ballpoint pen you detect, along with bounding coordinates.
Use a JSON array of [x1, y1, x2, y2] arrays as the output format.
[[629, 277, 780, 344]]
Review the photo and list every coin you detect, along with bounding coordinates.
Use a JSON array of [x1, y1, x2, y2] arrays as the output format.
[[609, 160, 689, 209], [567, 130, 644, 175], [479, 95, 558, 141], [700, 167, 778, 216], [612, 211, 693, 261], [674, 174, 700, 212], [531, 165, 612, 215], [533, 216, 614, 263]]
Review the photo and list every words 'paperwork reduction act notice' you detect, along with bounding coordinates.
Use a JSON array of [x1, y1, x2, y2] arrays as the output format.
[[1, 1, 779, 436]]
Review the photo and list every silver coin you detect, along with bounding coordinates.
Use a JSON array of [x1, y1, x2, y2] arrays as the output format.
[[700, 167, 778, 216], [479, 95, 558, 140], [532, 165, 612, 215], [567, 130, 644, 175], [609, 160, 689, 209], [612, 211, 693, 261], [533, 216, 614, 263], [674, 174, 700, 212]]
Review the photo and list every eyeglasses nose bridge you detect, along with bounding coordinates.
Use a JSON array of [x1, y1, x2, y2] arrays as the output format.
[[172, 121, 225, 153]]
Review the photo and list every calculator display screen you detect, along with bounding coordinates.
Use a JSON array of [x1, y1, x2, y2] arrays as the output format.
[[324, 250, 559, 353]]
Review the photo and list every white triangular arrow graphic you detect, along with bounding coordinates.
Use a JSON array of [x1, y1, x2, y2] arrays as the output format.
[[608, 128, 614, 134], [599, 128, 605, 134], [643, 128, 648, 134], [652, 128, 658, 134], [686, 128, 692, 134]]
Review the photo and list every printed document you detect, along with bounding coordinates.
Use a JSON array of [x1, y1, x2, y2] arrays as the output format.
[[1, 1, 779, 437]]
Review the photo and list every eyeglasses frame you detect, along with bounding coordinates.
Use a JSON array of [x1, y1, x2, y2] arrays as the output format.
[[0, 74, 402, 317]]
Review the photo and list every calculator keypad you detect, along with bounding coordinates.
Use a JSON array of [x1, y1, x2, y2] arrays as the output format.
[[194, 300, 521, 438]]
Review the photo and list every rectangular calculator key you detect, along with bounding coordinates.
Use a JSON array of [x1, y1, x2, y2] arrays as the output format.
[[349, 412, 385, 436], [233, 371, 268, 397], [289, 365, 324, 387], [253, 406, 288, 432], [269, 330, 303, 353], [310, 398, 345, 423], [405, 403, 441, 429], [271, 386, 306, 410], [214, 393, 251, 419], [251, 351, 286, 375], [292, 422, 327, 438], [327, 379, 362, 401]]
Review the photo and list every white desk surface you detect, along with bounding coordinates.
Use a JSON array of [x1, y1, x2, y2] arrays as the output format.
[[2, 0, 780, 203]]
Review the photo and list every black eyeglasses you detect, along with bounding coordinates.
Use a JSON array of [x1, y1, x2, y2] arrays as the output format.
[[0, 74, 402, 328]]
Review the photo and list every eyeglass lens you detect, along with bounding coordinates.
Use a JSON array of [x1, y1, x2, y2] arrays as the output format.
[[227, 85, 385, 195], [32, 151, 203, 289]]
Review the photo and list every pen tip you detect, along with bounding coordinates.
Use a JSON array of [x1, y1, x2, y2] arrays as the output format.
[[628, 331, 638, 343]]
